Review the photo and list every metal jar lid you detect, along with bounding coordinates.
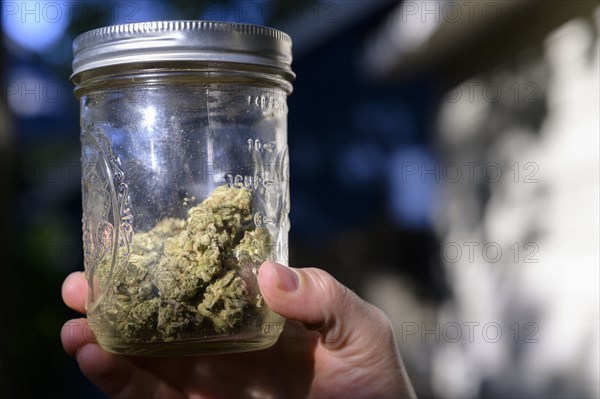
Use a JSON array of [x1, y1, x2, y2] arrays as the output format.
[[71, 20, 294, 82]]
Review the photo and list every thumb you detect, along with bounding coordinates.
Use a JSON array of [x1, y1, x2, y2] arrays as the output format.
[[258, 261, 417, 398], [257, 261, 392, 351]]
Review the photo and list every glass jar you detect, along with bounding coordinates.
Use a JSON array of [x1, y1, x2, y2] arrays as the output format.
[[71, 21, 294, 356]]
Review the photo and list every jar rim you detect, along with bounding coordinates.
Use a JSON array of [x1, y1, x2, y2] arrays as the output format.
[[71, 20, 295, 83]]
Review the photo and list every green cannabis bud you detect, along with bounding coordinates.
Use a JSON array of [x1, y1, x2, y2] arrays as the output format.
[[91, 186, 271, 344]]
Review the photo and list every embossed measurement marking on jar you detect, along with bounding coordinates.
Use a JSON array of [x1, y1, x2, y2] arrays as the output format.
[[247, 95, 285, 112], [247, 138, 277, 153], [253, 212, 276, 226], [224, 174, 275, 190]]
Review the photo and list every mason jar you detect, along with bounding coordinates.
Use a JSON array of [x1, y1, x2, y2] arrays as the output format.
[[71, 21, 293, 355]]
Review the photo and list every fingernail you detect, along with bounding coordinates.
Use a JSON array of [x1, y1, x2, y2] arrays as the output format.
[[272, 262, 299, 292]]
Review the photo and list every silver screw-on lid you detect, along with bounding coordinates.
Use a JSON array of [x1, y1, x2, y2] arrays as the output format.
[[71, 20, 294, 82]]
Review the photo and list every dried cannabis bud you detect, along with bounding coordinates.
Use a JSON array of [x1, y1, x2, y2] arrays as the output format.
[[91, 186, 271, 344]]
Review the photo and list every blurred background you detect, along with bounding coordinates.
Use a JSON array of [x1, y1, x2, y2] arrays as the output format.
[[1, 1, 598, 398]]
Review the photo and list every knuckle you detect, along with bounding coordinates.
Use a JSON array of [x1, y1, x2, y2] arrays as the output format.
[[306, 267, 350, 306], [304, 268, 357, 346]]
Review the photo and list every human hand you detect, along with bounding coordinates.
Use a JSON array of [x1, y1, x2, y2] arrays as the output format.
[[62, 261, 416, 398]]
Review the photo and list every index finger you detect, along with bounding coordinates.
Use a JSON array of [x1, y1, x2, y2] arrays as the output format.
[[62, 271, 87, 314]]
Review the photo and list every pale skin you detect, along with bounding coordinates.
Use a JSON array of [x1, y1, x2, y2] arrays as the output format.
[[61, 261, 417, 399]]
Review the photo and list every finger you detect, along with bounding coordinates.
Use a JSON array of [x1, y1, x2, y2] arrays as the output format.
[[62, 271, 87, 314], [76, 343, 186, 399], [61, 318, 97, 356], [258, 262, 393, 352], [62, 319, 187, 398]]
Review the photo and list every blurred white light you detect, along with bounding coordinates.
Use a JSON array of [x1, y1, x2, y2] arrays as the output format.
[[142, 106, 157, 128], [142, 106, 159, 170], [1, 0, 69, 52]]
